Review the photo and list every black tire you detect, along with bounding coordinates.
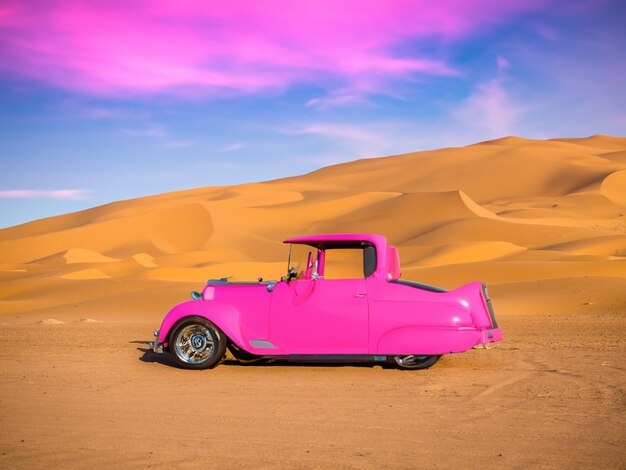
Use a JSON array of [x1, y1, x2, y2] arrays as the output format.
[[389, 355, 441, 370], [169, 316, 227, 370], [227, 343, 265, 364]]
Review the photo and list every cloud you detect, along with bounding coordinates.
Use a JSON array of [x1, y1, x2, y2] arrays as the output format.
[[0, 1, 547, 98], [123, 126, 163, 138], [457, 79, 520, 137], [123, 124, 194, 148], [306, 93, 368, 110], [0, 189, 89, 200], [496, 56, 510, 72], [220, 143, 247, 152], [80, 105, 147, 120], [286, 123, 378, 143], [282, 121, 425, 162], [455, 57, 523, 138], [84, 107, 126, 119], [163, 140, 194, 149]]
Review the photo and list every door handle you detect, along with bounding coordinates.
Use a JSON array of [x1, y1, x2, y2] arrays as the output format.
[[354, 293, 367, 298]]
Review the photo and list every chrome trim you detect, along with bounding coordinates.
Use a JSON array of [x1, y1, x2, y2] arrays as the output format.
[[481, 283, 498, 328], [394, 355, 430, 367], [151, 329, 163, 353], [249, 340, 277, 349]]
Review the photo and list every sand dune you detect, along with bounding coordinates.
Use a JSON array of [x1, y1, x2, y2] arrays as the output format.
[[131, 253, 158, 268], [416, 241, 526, 267], [64, 248, 119, 264], [0, 135, 624, 319], [601, 169, 626, 208], [62, 268, 111, 280]]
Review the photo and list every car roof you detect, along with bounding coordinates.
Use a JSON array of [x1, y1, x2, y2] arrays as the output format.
[[283, 233, 387, 249]]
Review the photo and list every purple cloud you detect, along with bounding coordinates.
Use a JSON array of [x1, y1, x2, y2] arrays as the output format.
[[0, 0, 547, 97]]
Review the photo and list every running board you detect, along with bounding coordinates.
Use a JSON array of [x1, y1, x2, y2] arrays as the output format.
[[269, 354, 389, 363]]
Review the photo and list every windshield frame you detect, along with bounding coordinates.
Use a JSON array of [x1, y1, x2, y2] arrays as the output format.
[[287, 243, 320, 280]]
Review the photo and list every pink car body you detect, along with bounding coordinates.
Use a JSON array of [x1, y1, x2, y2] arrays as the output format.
[[151, 233, 502, 369]]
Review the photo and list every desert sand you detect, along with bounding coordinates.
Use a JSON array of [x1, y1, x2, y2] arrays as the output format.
[[0, 135, 625, 468]]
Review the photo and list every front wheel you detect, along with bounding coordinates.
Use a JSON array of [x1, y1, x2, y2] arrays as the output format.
[[390, 355, 441, 370], [170, 316, 227, 369]]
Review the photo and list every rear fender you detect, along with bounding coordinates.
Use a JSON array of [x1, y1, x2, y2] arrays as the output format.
[[447, 282, 493, 329], [377, 327, 481, 355]]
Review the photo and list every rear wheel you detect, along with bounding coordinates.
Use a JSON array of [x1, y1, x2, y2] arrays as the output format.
[[170, 316, 227, 369], [390, 355, 441, 370]]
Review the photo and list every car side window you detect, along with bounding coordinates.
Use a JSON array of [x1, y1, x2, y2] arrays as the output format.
[[323, 247, 373, 280], [363, 245, 376, 277]]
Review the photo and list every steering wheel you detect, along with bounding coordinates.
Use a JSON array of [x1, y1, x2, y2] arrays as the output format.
[[287, 266, 299, 281]]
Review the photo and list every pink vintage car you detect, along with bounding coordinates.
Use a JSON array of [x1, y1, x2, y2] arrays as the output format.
[[150, 233, 502, 370]]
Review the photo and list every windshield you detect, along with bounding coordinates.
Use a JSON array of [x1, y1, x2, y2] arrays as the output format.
[[288, 244, 319, 280]]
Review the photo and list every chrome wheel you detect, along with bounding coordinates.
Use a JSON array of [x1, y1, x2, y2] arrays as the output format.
[[174, 324, 216, 365], [169, 316, 228, 369], [391, 354, 441, 370]]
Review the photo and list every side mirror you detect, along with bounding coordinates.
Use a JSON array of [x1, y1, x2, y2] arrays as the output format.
[[287, 266, 298, 281]]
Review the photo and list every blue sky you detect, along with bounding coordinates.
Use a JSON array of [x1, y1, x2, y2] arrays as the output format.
[[0, 0, 624, 228]]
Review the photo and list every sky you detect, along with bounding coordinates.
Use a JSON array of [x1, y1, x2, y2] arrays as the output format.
[[1, 0, 625, 228]]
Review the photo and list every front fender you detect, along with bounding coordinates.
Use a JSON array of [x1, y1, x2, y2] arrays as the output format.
[[157, 300, 244, 349]]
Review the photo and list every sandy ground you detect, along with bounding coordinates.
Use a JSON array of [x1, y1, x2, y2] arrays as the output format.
[[0, 313, 624, 469]]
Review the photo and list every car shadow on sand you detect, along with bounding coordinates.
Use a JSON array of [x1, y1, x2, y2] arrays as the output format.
[[220, 358, 381, 369], [136, 345, 180, 368], [135, 342, 384, 369]]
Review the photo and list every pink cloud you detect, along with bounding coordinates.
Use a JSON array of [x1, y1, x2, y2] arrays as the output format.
[[455, 57, 523, 137], [496, 56, 510, 72], [0, 190, 89, 200], [0, 0, 545, 97]]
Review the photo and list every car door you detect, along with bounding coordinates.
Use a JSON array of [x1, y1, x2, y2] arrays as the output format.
[[269, 277, 369, 354]]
